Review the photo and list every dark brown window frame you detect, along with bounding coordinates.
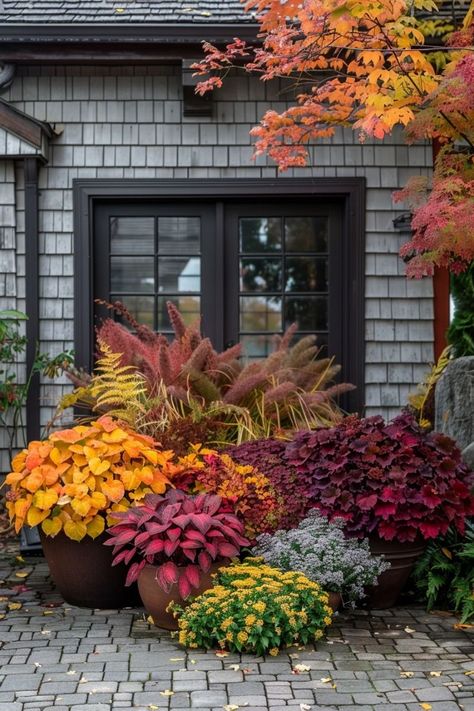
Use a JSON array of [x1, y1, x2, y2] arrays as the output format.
[[73, 178, 365, 413]]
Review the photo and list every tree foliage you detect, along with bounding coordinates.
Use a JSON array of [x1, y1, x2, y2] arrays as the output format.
[[194, 0, 474, 277]]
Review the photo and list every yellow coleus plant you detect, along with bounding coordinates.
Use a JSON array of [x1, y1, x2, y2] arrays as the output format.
[[4, 415, 175, 541]]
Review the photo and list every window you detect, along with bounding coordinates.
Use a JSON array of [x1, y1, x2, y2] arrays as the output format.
[[74, 179, 365, 411]]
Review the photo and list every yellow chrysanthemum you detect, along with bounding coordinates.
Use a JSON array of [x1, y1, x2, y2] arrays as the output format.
[[269, 647, 280, 656], [245, 614, 257, 626], [237, 631, 248, 644]]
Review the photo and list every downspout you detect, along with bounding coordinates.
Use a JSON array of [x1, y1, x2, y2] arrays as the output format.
[[24, 157, 41, 441]]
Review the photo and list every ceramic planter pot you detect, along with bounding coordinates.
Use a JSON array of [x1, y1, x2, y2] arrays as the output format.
[[366, 535, 426, 609], [327, 591, 342, 612], [39, 530, 140, 609], [138, 563, 223, 630]]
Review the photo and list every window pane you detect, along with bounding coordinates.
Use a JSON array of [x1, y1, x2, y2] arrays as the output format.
[[158, 217, 200, 254], [158, 257, 201, 293], [241, 334, 278, 360], [240, 296, 282, 332], [110, 217, 154, 255], [285, 216, 328, 252], [110, 256, 154, 293], [157, 295, 201, 330], [240, 217, 281, 253], [240, 257, 282, 292], [285, 296, 328, 331], [110, 295, 154, 329], [285, 257, 328, 292]]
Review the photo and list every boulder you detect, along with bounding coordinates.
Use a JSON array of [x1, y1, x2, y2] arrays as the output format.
[[462, 442, 474, 471], [435, 356, 474, 451]]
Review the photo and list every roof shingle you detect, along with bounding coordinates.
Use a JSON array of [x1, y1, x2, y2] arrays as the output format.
[[0, 0, 255, 24]]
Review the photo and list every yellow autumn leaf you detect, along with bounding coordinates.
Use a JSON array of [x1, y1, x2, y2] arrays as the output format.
[[464, 670, 474, 676], [70, 496, 92, 517], [27, 506, 49, 527], [441, 547, 452, 559], [50, 446, 70, 465], [420, 704, 432, 710], [90, 491, 107, 509], [0, 614, 5, 620], [33, 489, 58, 511], [64, 519, 87, 541], [89, 457, 111, 476], [86, 515, 105, 539], [15, 571, 29, 578], [159, 690, 174, 697], [72, 467, 90, 484], [8, 602, 22, 610], [42, 517, 63, 538]]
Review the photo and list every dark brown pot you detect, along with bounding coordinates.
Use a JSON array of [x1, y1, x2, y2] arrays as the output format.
[[39, 530, 140, 609], [138, 563, 223, 630], [366, 535, 426, 609], [328, 591, 342, 612]]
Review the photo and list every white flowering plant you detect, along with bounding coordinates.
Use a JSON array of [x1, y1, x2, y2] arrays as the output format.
[[253, 510, 390, 604]]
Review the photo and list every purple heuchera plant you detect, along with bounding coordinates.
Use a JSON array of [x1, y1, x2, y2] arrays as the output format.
[[229, 438, 311, 529], [285, 412, 474, 543], [105, 489, 249, 598]]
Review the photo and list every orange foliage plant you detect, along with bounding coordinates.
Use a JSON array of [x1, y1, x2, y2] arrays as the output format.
[[3, 416, 175, 541], [174, 447, 284, 540]]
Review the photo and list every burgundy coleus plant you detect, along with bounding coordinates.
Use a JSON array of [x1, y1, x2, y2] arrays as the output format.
[[104, 489, 249, 598], [285, 412, 474, 543]]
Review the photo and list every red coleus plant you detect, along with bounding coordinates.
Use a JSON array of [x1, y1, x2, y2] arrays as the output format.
[[105, 489, 249, 598], [286, 412, 474, 543]]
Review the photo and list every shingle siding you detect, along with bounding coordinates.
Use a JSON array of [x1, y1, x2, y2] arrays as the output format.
[[0, 63, 434, 447]]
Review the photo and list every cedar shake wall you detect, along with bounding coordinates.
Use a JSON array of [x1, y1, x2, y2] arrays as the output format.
[[0, 64, 434, 443]]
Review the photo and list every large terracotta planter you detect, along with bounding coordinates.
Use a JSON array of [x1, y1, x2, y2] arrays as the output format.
[[138, 563, 222, 630], [40, 530, 140, 609], [366, 535, 426, 609]]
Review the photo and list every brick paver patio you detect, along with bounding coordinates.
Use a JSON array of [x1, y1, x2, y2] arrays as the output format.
[[1, 546, 473, 711]]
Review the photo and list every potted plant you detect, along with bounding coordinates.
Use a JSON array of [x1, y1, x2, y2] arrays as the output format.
[[105, 489, 249, 629], [252, 510, 390, 609], [285, 412, 474, 607], [169, 557, 334, 655], [3, 415, 173, 608]]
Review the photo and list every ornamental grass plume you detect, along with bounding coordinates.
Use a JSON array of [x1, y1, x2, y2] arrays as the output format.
[[169, 557, 333, 655], [61, 301, 353, 446], [253, 511, 390, 604]]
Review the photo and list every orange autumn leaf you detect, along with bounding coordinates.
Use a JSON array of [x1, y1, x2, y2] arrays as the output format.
[[70, 496, 93, 517], [23, 469, 44, 493], [101, 478, 125, 503], [50, 446, 72, 466]]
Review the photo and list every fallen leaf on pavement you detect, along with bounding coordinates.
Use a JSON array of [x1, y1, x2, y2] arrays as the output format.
[[420, 704, 432, 710], [454, 623, 474, 630], [300, 705, 312, 711], [159, 690, 174, 697], [429, 671, 441, 677], [148, 705, 159, 710], [227, 664, 240, 671], [15, 571, 29, 578], [215, 651, 229, 658], [464, 670, 474, 676], [404, 626, 415, 634], [320, 677, 332, 683], [8, 602, 22, 611], [400, 671, 414, 678], [292, 664, 311, 673], [169, 658, 185, 662]]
